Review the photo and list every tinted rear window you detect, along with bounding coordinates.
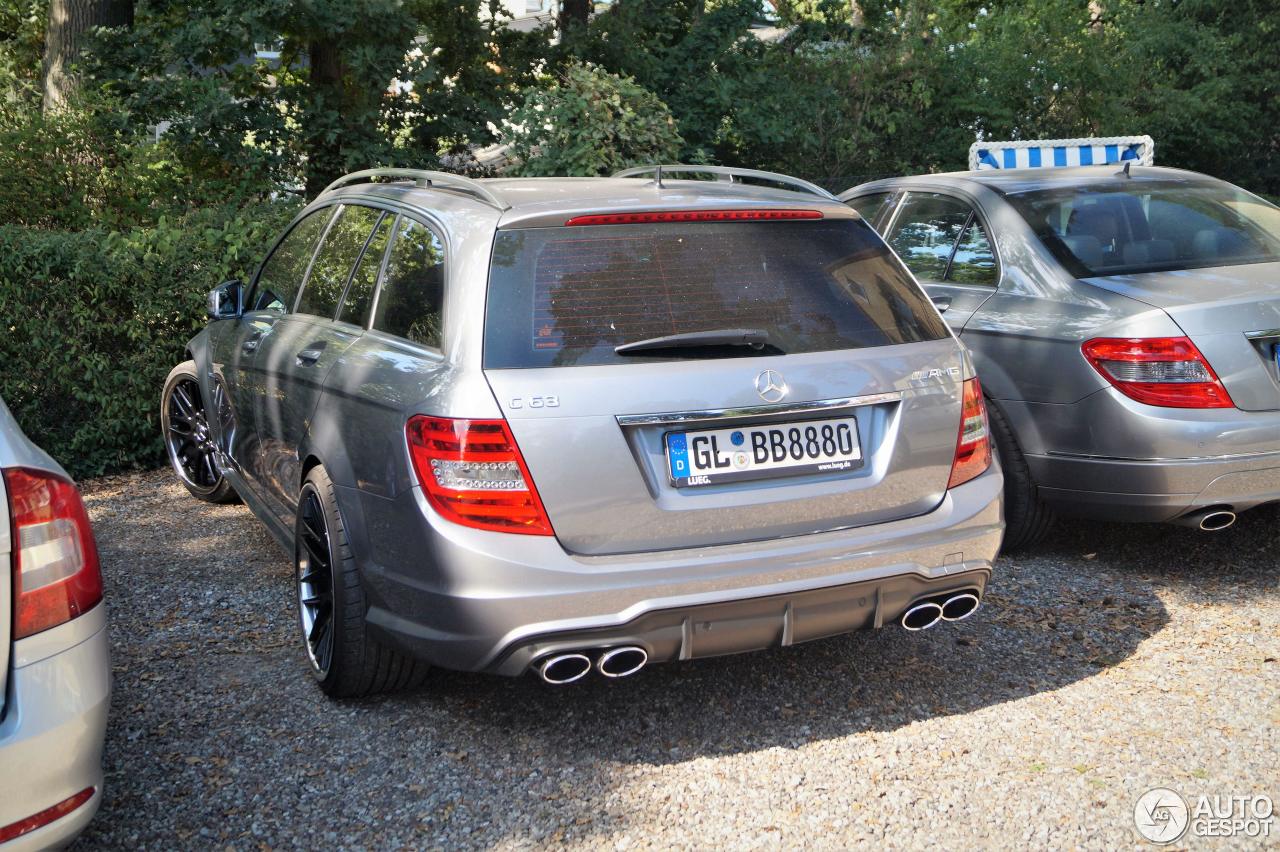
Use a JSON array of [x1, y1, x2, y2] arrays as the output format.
[[1005, 180, 1280, 277], [484, 219, 948, 368]]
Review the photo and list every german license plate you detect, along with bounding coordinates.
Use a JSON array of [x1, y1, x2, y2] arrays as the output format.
[[665, 417, 861, 487]]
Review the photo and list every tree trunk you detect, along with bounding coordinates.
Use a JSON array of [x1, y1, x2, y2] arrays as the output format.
[[850, 0, 863, 27], [558, 0, 590, 35], [305, 38, 346, 197], [41, 0, 133, 113]]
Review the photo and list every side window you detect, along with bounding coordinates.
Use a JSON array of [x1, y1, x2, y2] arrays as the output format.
[[296, 204, 382, 320], [885, 193, 972, 281], [337, 212, 394, 327], [251, 209, 332, 313], [846, 192, 896, 233], [947, 217, 998, 285], [371, 218, 445, 349]]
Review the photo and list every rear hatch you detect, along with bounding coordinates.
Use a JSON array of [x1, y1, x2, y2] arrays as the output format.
[[482, 214, 965, 556], [0, 469, 9, 716], [1085, 261, 1280, 411]]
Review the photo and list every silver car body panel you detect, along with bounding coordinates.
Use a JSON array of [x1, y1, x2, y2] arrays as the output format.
[[190, 176, 1003, 673], [842, 166, 1280, 521], [0, 396, 108, 849]]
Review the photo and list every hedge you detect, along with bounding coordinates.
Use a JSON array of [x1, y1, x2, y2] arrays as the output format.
[[0, 201, 299, 479]]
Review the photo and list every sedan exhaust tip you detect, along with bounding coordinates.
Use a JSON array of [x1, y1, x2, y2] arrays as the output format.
[[941, 592, 980, 622], [597, 646, 648, 678], [901, 601, 944, 631], [1199, 510, 1237, 532], [537, 653, 592, 685]]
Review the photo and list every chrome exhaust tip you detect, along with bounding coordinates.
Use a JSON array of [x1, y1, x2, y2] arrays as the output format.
[[901, 601, 944, 631], [597, 646, 648, 678], [941, 592, 980, 622], [1199, 510, 1237, 532], [537, 653, 592, 685]]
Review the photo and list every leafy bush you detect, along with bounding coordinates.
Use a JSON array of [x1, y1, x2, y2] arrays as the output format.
[[0, 201, 299, 478], [504, 62, 684, 176]]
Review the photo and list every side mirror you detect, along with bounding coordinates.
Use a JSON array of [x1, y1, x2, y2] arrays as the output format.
[[207, 280, 243, 320]]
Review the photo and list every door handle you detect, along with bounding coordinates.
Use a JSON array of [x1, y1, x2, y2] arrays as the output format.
[[931, 296, 953, 313], [295, 347, 324, 366], [242, 337, 260, 354]]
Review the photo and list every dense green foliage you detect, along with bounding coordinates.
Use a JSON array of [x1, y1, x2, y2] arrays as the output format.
[[506, 62, 684, 176], [0, 0, 1277, 475], [0, 203, 298, 477]]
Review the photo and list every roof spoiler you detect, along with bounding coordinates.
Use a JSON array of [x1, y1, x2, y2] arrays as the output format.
[[612, 164, 838, 202], [968, 135, 1155, 171]]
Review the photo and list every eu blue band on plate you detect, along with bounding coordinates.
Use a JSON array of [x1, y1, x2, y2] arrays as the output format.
[[667, 433, 689, 476]]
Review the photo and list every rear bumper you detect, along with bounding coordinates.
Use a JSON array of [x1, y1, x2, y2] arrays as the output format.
[[1028, 450, 1280, 522], [0, 606, 110, 851], [346, 465, 1003, 675]]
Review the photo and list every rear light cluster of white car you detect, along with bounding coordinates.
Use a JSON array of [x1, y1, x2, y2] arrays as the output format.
[[1082, 336, 1235, 409], [4, 468, 103, 639], [406, 416, 555, 536], [948, 378, 992, 489]]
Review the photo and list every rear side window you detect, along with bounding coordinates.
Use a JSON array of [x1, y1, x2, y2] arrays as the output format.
[[297, 204, 382, 319], [885, 193, 972, 281], [251, 208, 332, 313], [947, 218, 998, 285], [337, 212, 394, 327], [371, 218, 446, 348], [846, 192, 896, 233], [484, 219, 948, 369]]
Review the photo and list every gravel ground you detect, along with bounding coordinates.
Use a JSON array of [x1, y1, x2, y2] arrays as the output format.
[[73, 469, 1277, 849]]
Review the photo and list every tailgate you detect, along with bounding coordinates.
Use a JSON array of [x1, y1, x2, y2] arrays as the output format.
[[481, 214, 960, 556], [1086, 262, 1280, 411], [0, 470, 9, 717]]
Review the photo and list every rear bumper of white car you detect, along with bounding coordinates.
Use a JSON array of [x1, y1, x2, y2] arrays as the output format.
[[0, 605, 109, 851], [347, 466, 1004, 675]]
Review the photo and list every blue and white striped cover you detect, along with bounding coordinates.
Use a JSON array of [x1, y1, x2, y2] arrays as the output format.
[[968, 135, 1155, 171]]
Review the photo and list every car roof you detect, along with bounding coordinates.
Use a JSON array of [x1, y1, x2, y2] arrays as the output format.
[[327, 176, 857, 231], [845, 166, 1226, 199]]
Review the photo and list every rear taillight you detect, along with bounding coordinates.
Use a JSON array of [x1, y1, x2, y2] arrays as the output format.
[[406, 416, 554, 536], [564, 209, 823, 226], [1082, 336, 1234, 409], [4, 467, 103, 640], [948, 378, 992, 489]]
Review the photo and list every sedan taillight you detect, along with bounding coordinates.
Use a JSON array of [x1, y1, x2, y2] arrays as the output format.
[[948, 378, 992, 489], [4, 468, 103, 639], [406, 416, 554, 536], [1082, 336, 1234, 409]]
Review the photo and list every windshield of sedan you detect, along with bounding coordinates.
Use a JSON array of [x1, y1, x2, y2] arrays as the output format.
[[1005, 180, 1280, 277]]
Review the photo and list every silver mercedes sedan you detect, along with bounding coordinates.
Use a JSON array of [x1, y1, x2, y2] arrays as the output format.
[[842, 166, 1280, 548], [0, 396, 109, 849]]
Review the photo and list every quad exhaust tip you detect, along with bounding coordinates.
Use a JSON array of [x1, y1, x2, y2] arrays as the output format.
[[901, 591, 981, 631], [597, 646, 648, 678], [538, 652, 592, 685]]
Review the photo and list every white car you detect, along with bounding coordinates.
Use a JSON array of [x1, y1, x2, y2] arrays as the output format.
[[0, 396, 109, 849]]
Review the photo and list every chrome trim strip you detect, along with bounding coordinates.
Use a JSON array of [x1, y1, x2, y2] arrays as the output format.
[[1244, 328, 1280, 339], [614, 391, 903, 426], [1043, 447, 1280, 463]]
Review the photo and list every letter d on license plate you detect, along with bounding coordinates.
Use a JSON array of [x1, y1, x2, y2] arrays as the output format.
[[666, 417, 861, 487]]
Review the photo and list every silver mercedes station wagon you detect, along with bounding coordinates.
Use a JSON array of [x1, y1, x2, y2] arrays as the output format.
[[164, 165, 1003, 696]]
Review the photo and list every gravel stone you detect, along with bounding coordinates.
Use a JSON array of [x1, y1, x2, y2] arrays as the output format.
[[73, 469, 1279, 849]]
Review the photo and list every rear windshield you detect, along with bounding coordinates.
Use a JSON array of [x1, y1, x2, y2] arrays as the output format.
[[1005, 180, 1280, 277], [483, 219, 949, 368]]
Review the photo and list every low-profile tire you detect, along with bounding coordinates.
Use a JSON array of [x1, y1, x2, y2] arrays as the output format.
[[161, 361, 239, 504], [296, 464, 430, 698], [987, 398, 1054, 551]]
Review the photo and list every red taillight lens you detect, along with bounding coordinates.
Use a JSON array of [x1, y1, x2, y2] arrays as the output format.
[[1081, 336, 1234, 409], [948, 378, 992, 489], [4, 468, 103, 640], [564, 209, 824, 226], [0, 787, 96, 843], [406, 416, 554, 536]]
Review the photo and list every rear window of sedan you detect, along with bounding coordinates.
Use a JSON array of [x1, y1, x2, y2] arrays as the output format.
[[483, 218, 949, 368], [1006, 180, 1280, 277]]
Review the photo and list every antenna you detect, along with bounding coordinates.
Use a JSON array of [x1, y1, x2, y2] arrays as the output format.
[[654, 164, 664, 188], [1113, 161, 1132, 179]]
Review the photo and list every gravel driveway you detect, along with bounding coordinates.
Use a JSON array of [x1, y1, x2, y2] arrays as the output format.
[[73, 469, 1277, 849]]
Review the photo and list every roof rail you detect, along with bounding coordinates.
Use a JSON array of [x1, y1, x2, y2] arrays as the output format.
[[612, 165, 838, 202], [322, 168, 510, 211]]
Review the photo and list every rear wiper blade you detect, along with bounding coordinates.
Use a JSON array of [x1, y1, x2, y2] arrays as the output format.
[[615, 328, 772, 355]]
